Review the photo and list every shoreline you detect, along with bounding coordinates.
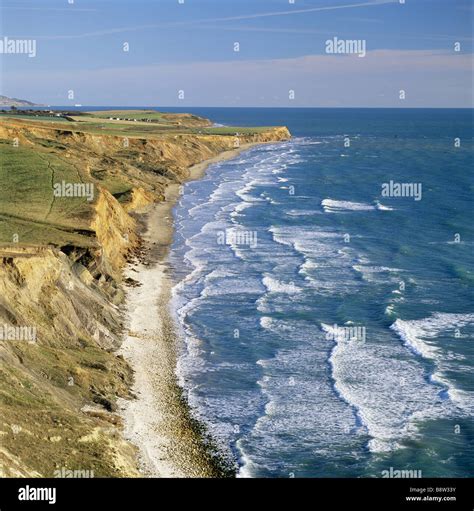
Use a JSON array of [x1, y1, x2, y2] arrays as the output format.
[[117, 143, 262, 477]]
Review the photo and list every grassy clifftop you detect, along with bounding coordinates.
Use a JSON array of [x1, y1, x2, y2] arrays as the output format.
[[0, 111, 290, 477]]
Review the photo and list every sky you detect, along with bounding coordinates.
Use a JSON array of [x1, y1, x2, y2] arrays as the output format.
[[0, 0, 472, 107]]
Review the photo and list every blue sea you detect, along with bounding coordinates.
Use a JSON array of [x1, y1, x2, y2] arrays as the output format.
[[166, 108, 474, 478]]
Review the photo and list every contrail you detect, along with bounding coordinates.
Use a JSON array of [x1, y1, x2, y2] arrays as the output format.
[[188, 0, 397, 24], [32, 0, 397, 40]]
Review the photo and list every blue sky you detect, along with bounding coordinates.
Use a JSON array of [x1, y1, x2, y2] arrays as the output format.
[[1, 0, 472, 106]]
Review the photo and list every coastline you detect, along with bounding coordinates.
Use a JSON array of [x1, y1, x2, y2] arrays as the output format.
[[117, 143, 262, 477]]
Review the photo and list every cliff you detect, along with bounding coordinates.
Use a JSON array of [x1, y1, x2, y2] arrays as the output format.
[[0, 115, 291, 477]]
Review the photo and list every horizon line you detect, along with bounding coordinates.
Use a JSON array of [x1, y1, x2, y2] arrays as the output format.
[[6, 105, 474, 110]]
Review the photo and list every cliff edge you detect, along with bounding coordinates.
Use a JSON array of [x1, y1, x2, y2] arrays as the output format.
[[0, 113, 291, 477]]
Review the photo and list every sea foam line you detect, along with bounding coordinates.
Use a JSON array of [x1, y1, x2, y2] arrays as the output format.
[[322, 198, 393, 213], [321, 321, 456, 453], [390, 313, 474, 412]]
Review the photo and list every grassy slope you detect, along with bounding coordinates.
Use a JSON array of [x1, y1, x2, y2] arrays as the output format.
[[0, 140, 95, 247], [84, 110, 167, 120]]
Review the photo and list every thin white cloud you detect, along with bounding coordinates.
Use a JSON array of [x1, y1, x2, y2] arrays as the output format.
[[26, 0, 397, 40], [187, 0, 397, 23], [190, 25, 336, 35], [2, 7, 98, 12]]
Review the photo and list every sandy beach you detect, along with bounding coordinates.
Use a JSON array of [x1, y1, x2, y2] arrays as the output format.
[[117, 143, 260, 477]]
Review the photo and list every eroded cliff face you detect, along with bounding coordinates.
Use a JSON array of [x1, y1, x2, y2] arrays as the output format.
[[0, 121, 291, 198], [91, 188, 139, 279], [0, 188, 140, 477], [0, 119, 291, 477], [0, 247, 137, 477]]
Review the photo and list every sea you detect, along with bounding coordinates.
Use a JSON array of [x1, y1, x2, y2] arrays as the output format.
[[167, 108, 473, 478]]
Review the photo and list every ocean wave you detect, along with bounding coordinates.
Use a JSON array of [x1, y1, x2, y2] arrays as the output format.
[[285, 209, 320, 217], [259, 316, 274, 330], [262, 275, 300, 294], [390, 313, 474, 412], [352, 264, 403, 284], [239, 319, 359, 477], [391, 313, 473, 360], [187, 179, 244, 218], [322, 199, 376, 213], [269, 225, 340, 250], [258, 316, 299, 334], [268, 226, 363, 295], [375, 200, 394, 211], [235, 183, 266, 203], [229, 201, 253, 219], [321, 198, 394, 213], [322, 323, 452, 453]]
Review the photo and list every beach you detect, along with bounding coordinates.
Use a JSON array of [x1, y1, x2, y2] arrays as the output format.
[[117, 143, 260, 477]]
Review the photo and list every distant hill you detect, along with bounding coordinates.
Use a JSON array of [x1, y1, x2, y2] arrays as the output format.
[[0, 95, 43, 107]]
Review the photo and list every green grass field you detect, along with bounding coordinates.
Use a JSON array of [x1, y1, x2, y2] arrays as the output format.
[[84, 110, 167, 121], [0, 140, 96, 247], [0, 110, 272, 138], [0, 113, 70, 123]]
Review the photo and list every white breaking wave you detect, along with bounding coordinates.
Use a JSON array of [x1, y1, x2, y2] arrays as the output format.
[[391, 313, 474, 412], [285, 209, 319, 217], [321, 198, 394, 213], [259, 316, 274, 330], [262, 275, 300, 295], [239, 318, 359, 477], [375, 200, 394, 211], [269, 225, 362, 295], [322, 199, 376, 213], [235, 179, 266, 203], [268, 225, 295, 248], [322, 323, 453, 453], [230, 201, 253, 219], [352, 264, 403, 284]]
